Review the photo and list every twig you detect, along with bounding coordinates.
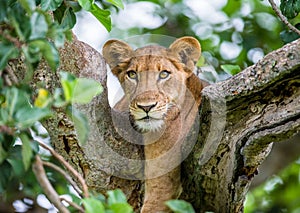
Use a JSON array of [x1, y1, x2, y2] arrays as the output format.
[[36, 140, 89, 198], [5, 64, 19, 84], [0, 125, 14, 135], [32, 155, 70, 213], [42, 161, 83, 196], [0, 27, 24, 48], [60, 197, 85, 213], [268, 0, 300, 36]]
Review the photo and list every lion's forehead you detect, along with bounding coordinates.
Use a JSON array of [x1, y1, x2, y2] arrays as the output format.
[[127, 55, 179, 72]]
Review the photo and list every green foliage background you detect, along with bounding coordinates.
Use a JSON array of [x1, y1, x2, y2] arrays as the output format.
[[0, 0, 300, 212]]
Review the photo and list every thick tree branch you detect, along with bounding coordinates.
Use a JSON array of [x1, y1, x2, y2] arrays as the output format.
[[180, 38, 300, 212]]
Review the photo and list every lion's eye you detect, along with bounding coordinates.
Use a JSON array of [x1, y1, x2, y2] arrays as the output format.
[[159, 70, 170, 79], [127, 70, 137, 80]]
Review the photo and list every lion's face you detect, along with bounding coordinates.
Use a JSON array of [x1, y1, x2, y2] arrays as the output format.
[[103, 37, 201, 132]]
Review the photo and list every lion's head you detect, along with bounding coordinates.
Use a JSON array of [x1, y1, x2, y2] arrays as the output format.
[[103, 37, 201, 133]]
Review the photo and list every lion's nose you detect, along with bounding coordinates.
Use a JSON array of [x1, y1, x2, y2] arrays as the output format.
[[137, 102, 157, 113]]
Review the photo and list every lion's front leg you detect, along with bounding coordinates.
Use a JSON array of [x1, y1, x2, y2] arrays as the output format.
[[141, 139, 182, 213], [141, 166, 182, 213]]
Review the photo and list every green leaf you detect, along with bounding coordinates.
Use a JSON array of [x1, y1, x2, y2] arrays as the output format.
[[82, 197, 105, 213], [67, 106, 89, 145], [0, 42, 19, 70], [220, 64, 241, 76], [280, 0, 300, 19], [0, 143, 8, 164], [106, 0, 124, 9], [60, 72, 103, 104], [7, 145, 25, 177], [3, 87, 27, 122], [165, 200, 195, 213], [40, 0, 63, 11], [60, 71, 76, 102], [28, 39, 59, 70], [15, 107, 52, 128], [19, 133, 33, 170], [29, 11, 48, 40], [107, 189, 128, 205], [0, 161, 13, 192], [110, 203, 133, 213], [19, 0, 36, 15], [78, 0, 93, 11], [0, 0, 9, 22], [90, 4, 112, 32], [60, 7, 76, 30], [72, 78, 103, 104], [34, 88, 51, 108], [280, 23, 300, 43]]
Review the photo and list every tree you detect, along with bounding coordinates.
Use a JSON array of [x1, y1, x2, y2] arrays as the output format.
[[1, 0, 300, 212]]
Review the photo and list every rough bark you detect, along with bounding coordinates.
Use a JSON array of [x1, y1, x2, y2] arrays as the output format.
[[180, 38, 300, 212], [8, 36, 300, 212]]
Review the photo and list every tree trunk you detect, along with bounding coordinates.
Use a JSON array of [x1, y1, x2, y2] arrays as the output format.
[[8, 36, 300, 212]]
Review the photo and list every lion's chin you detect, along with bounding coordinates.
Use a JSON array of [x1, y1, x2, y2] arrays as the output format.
[[134, 119, 164, 133]]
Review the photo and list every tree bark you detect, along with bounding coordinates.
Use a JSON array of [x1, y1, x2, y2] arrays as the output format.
[[8, 36, 300, 212]]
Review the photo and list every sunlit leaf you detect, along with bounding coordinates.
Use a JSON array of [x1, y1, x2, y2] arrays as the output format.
[[72, 78, 103, 104], [60, 71, 76, 102], [220, 64, 241, 76], [106, 0, 124, 9], [107, 189, 128, 205], [34, 88, 51, 108], [78, 0, 93, 11], [90, 4, 111, 32], [110, 203, 133, 213], [82, 197, 105, 213], [67, 106, 89, 145], [165, 200, 195, 213]]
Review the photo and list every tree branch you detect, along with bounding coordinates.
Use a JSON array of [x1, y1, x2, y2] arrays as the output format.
[[37, 140, 89, 198], [42, 161, 83, 197], [180, 38, 300, 212], [60, 197, 85, 213], [32, 155, 70, 213], [268, 0, 300, 36]]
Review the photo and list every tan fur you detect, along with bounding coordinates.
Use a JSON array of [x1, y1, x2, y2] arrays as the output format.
[[103, 37, 206, 212]]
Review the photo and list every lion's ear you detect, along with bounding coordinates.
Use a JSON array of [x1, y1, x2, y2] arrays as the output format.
[[102, 40, 133, 75], [169, 36, 201, 72]]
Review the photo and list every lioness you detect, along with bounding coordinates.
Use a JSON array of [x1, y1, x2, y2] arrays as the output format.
[[103, 37, 207, 212]]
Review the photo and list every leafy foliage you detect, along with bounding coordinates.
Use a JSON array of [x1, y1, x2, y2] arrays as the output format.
[[82, 190, 133, 213], [0, 0, 109, 211], [165, 200, 195, 213], [245, 159, 300, 213], [280, 0, 300, 19]]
